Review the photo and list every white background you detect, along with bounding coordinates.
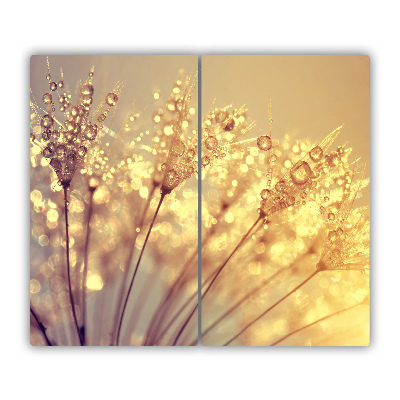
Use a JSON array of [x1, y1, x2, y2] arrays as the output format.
[[1, 1, 398, 398]]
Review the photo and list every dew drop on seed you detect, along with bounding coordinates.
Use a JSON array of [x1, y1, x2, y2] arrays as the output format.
[[81, 83, 94, 97], [268, 154, 277, 163], [290, 161, 312, 185], [309, 146, 323, 162], [257, 135, 272, 151], [205, 136, 218, 151], [70, 107, 79, 117], [222, 117, 235, 131], [328, 230, 337, 241], [171, 139, 185, 157], [105, 93, 118, 106], [41, 114, 53, 129], [50, 158, 62, 172], [50, 82, 57, 91], [328, 213, 335, 221], [260, 189, 271, 200], [275, 180, 287, 192], [78, 146, 87, 157], [187, 148, 196, 158], [201, 155, 210, 167], [165, 169, 179, 188], [42, 93, 52, 105]]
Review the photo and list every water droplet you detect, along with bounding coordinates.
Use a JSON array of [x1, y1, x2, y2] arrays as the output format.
[[58, 95, 65, 104], [201, 155, 210, 167], [268, 154, 277, 163], [50, 82, 57, 91], [170, 139, 185, 157], [337, 227, 343, 236], [187, 148, 196, 158], [309, 146, 323, 162], [205, 136, 218, 151], [83, 124, 98, 141], [97, 114, 106, 122], [42, 130, 51, 141], [66, 121, 76, 132], [58, 80, 64, 88], [290, 161, 312, 185], [161, 163, 167, 171], [42, 93, 52, 105], [89, 177, 99, 190], [41, 114, 53, 129], [43, 143, 56, 158], [328, 230, 337, 241], [70, 107, 79, 118], [81, 83, 94, 97], [257, 135, 272, 151], [285, 195, 295, 206], [324, 196, 329, 202], [275, 180, 287, 192], [222, 117, 235, 131], [164, 169, 179, 188], [136, 228, 141, 233], [67, 152, 77, 168], [56, 144, 67, 159], [50, 158, 62, 172], [260, 189, 271, 200], [328, 213, 335, 221], [78, 146, 87, 157], [105, 93, 118, 106], [330, 249, 341, 264], [46, 74, 51, 81]]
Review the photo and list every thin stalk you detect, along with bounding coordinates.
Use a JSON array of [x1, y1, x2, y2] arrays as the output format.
[[270, 302, 363, 346], [223, 270, 319, 346], [64, 186, 83, 346], [82, 187, 95, 344], [145, 198, 240, 345], [116, 191, 166, 346], [195, 266, 290, 345], [144, 223, 218, 345], [172, 216, 263, 346], [112, 183, 157, 343], [30, 306, 52, 346]]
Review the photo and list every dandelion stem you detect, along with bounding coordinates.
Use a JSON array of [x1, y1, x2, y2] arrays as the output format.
[[82, 187, 95, 345], [64, 186, 83, 346], [112, 183, 157, 344], [172, 216, 263, 346], [144, 231, 210, 345], [116, 191, 166, 346], [223, 270, 319, 346], [196, 266, 290, 345], [30, 305, 52, 346], [270, 302, 363, 346]]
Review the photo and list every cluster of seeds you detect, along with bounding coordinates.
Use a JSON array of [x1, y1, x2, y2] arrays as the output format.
[[31, 66, 120, 188]]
